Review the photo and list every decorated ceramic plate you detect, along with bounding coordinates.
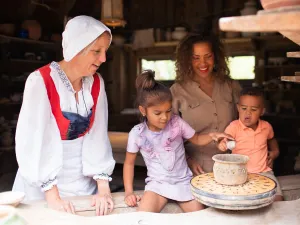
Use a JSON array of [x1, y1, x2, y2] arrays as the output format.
[[0, 191, 25, 207], [191, 173, 276, 210]]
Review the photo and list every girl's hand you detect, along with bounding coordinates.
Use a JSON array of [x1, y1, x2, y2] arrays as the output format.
[[209, 132, 234, 142], [47, 198, 75, 214], [187, 157, 205, 175], [91, 193, 114, 216], [124, 192, 141, 207]]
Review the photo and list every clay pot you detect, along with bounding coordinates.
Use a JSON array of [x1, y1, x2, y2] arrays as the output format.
[[212, 154, 249, 186], [0, 24, 15, 36], [0, 205, 26, 225], [260, 0, 300, 10], [240, 0, 259, 37], [21, 20, 41, 40], [112, 35, 125, 46], [51, 33, 62, 43], [171, 27, 187, 41]]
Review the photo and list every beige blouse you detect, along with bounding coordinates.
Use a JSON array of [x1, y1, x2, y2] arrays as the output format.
[[170, 78, 241, 172]]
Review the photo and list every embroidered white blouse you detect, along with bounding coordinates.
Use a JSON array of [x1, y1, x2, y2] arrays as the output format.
[[15, 62, 115, 191]]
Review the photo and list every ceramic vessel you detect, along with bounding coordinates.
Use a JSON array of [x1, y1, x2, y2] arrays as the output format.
[[212, 154, 249, 186], [191, 173, 276, 210], [240, 0, 259, 37], [260, 0, 300, 10], [171, 27, 187, 41], [165, 28, 172, 41], [21, 20, 41, 40], [0, 191, 25, 207], [0, 24, 15, 36], [0, 205, 26, 225], [224, 31, 240, 39], [112, 35, 125, 46]]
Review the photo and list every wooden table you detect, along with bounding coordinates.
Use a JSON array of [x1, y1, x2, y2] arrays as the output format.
[[15, 191, 300, 225]]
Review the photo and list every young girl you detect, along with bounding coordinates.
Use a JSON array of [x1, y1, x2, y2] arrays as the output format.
[[123, 70, 233, 213]]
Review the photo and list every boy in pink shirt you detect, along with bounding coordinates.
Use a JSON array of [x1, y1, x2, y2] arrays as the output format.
[[218, 87, 283, 201]]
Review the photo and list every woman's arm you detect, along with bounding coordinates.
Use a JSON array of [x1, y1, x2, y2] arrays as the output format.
[[82, 75, 116, 216], [16, 71, 63, 199], [82, 75, 115, 183]]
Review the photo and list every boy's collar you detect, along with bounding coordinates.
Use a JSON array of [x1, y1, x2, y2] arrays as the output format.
[[238, 119, 263, 133]]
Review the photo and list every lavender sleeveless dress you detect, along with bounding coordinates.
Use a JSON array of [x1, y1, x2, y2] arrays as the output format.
[[127, 115, 195, 201]]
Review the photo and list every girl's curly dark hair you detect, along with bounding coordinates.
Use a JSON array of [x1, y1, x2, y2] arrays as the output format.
[[175, 32, 231, 83]]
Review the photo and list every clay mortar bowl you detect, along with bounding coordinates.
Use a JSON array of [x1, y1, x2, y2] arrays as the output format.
[[212, 154, 249, 186]]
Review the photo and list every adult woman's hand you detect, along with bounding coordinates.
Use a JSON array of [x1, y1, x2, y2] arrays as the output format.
[[91, 193, 114, 216], [45, 186, 75, 214], [47, 198, 75, 214], [94, 179, 114, 215], [187, 157, 205, 175]]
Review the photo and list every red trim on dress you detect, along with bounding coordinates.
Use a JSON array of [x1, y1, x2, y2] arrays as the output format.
[[38, 64, 100, 140]]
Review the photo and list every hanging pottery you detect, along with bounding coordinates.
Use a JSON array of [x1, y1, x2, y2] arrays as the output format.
[[240, 0, 259, 37]]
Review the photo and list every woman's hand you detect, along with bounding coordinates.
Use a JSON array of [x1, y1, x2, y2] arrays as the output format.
[[45, 185, 75, 214], [47, 198, 75, 214], [187, 157, 205, 175], [124, 192, 141, 207], [91, 193, 114, 216]]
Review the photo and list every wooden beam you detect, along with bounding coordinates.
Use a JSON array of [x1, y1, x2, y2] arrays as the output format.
[[219, 11, 300, 32], [287, 52, 300, 58]]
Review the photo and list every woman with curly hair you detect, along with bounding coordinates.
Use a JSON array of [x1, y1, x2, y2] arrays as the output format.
[[170, 32, 241, 174]]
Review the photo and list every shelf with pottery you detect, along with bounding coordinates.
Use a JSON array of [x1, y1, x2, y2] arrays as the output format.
[[0, 34, 60, 49], [0, 59, 51, 73], [0, 102, 21, 106], [124, 34, 294, 52], [0, 146, 14, 152], [263, 112, 300, 119], [219, 10, 300, 40], [287, 52, 300, 58], [255, 65, 300, 69], [219, 5, 300, 84]]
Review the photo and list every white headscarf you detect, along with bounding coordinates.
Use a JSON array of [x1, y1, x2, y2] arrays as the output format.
[[62, 15, 112, 62]]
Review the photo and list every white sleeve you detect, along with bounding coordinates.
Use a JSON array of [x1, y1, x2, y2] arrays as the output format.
[[15, 71, 63, 191], [82, 75, 116, 180]]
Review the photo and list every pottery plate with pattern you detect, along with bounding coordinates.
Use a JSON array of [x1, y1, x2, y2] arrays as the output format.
[[191, 173, 276, 210]]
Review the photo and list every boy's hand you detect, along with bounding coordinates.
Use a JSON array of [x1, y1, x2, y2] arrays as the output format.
[[124, 192, 141, 207], [217, 139, 228, 152]]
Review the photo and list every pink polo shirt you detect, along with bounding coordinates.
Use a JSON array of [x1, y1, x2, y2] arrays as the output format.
[[225, 119, 274, 173]]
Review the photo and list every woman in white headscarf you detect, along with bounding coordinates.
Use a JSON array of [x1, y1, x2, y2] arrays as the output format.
[[12, 16, 116, 216]]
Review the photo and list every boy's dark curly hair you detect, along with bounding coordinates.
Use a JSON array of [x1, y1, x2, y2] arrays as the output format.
[[240, 87, 264, 98]]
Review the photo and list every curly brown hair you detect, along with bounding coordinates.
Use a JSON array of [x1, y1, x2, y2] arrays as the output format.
[[175, 33, 231, 83]]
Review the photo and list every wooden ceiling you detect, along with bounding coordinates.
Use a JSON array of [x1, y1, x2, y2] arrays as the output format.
[[0, 0, 254, 34]]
